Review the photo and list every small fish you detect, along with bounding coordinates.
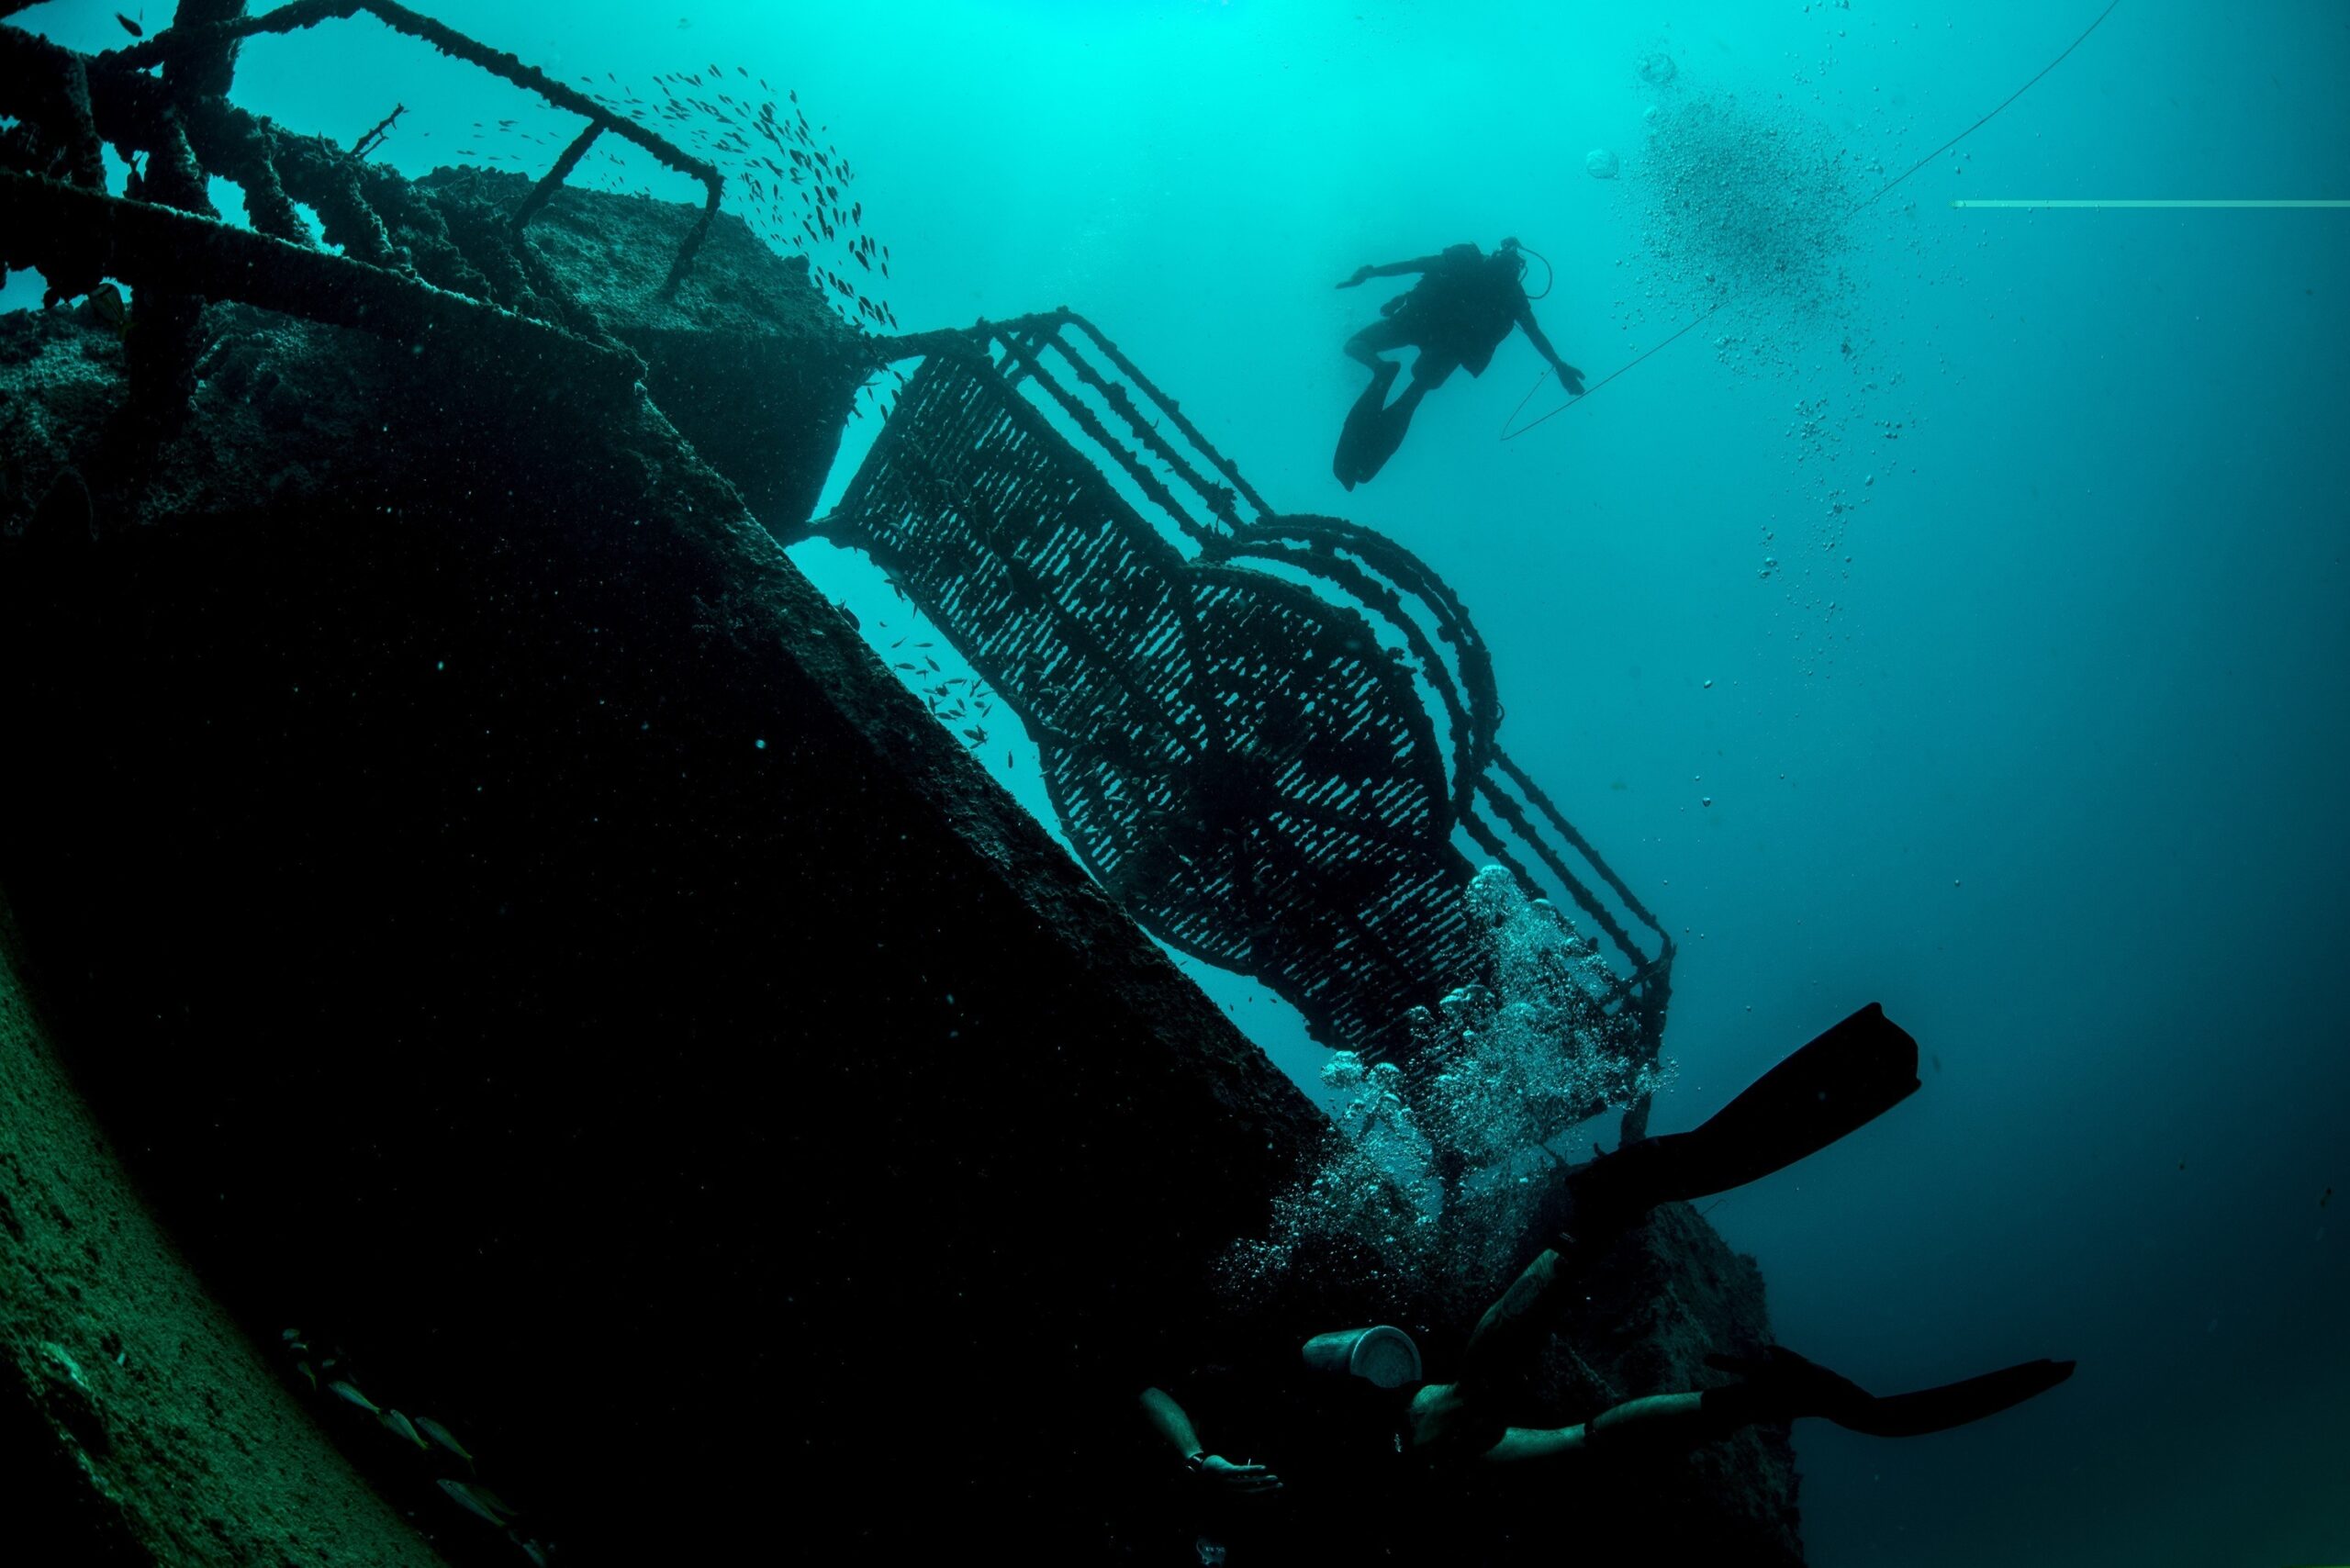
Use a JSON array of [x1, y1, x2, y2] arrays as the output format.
[[281, 1327, 302, 1341], [380, 1409, 430, 1449], [295, 1361, 317, 1391], [413, 1415, 476, 1471], [115, 11, 141, 37], [328, 1380, 380, 1416], [510, 1534, 550, 1567], [2324, 1188, 2334, 1210], [87, 283, 129, 341], [438, 1479, 520, 1526]]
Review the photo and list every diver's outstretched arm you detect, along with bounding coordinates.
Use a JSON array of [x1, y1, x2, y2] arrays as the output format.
[[1140, 1387, 1285, 1499], [1513, 302, 1584, 393], [1139, 1386, 1206, 1465], [1338, 255, 1445, 287]]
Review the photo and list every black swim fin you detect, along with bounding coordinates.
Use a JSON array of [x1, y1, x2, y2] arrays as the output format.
[[1707, 1347, 2076, 1437], [1571, 1003, 1921, 1226], [1334, 362, 1403, 490], [1840, 1358, 2077, 1437]]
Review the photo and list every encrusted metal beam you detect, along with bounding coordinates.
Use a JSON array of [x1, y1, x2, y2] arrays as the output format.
[[103, 0, 723, 287], [0, 172, 646, 399]]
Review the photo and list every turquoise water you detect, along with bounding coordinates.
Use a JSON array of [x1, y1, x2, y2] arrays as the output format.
[[14, 1, 2348, 1562]]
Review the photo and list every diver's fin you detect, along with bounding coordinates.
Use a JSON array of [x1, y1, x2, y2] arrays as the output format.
[[1334, 362, 1402, 489], [1689, 1002, 1920, 1193], [1349, 394, 1415, 485], [1704, 1347, 2075, 1436], [1839, 1358, 2077, 1437], [1667, 1002, 1920, 1199], [1572, 1004, 1921, 1224]]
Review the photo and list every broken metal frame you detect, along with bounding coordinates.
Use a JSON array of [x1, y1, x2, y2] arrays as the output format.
[[105, 0, 724, 290], [970, 311, 1672, 1011], [0, 6, 723, 406], [835, 312, 1676, 1095], [0, 170, 646, 397]]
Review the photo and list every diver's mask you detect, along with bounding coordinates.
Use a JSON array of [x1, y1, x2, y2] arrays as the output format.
[[1300, 1326, 1424, 1389]]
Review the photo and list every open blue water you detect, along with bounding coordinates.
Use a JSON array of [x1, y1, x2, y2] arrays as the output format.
[[12, 2, 2347, 1562]]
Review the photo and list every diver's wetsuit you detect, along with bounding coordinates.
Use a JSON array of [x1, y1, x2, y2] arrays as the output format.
[[1335, 242, 1573, 488], [1354, 243, 1523, 389]]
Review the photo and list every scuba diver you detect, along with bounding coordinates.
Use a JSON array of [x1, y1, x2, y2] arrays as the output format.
[[1331, 238, 1585, 490], [1139, 1004, 2076, 1562]]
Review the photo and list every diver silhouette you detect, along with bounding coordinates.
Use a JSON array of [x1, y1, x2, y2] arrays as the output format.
[[1332, 238, 1584, 489], [1140, 1004, 2076, 1563]]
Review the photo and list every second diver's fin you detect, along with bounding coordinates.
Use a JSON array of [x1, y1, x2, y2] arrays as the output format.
[[1705, 1347, 2076, 1436], [1838, 1358, 2077, 1437], [1572, 1003, 1922, 1225]]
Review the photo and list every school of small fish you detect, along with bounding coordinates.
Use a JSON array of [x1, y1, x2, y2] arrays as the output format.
[[283, 1327, 554, 1565], [877, 604, 1001, 756], [387, 50, 903, 414], [564, 61, 899, 335]]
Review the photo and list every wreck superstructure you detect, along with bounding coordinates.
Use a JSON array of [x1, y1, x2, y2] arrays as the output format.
[[0, 6, 1793, 1565], [805, 311, 1675, 1079]]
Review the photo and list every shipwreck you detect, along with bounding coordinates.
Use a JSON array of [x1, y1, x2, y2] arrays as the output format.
[[1, 5, 1801, 1562]]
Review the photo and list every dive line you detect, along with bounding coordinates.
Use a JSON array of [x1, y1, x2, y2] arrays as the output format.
[[1953, 198, 2348, 209]]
